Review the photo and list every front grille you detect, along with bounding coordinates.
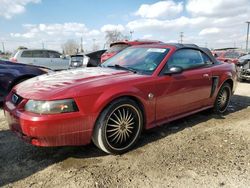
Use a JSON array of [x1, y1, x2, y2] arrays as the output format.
[[11, 93, 23, 105]]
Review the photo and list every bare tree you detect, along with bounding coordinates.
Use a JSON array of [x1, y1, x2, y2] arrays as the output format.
[[61, 39, 79, 55], [92, 43, 100, 51], [105, 30, 128, 46]]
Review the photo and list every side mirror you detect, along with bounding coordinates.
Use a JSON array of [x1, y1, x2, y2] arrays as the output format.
[[164, 66, 183, 75]]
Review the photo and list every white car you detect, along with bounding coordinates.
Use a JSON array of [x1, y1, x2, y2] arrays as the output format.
[[10, 49, 70, 70]]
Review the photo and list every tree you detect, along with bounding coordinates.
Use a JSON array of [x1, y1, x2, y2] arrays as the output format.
[[104, 30, 128, 46], [61, 39, 80, 55]]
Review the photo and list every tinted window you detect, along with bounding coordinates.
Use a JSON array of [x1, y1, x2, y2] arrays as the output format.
[[48, 51, 61, 58], [201, 52, 213, 64], [21, 51, 32, 58], [107, 44, 129, 53], [32, 50, 49, 58], [167, 49, 204, 69]]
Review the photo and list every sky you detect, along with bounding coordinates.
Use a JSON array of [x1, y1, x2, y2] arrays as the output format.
[[0, 0, 250, 52]]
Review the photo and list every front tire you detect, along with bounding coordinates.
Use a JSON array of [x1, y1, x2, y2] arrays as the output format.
[[213, 83, 232, 114], [92, 98, 143, 154]]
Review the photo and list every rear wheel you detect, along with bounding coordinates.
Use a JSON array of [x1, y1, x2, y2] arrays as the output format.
[[92, 98, 143, 154], [213, 83, 232, 114]]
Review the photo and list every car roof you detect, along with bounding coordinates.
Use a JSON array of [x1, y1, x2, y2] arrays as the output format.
[[131, 43, 218, 63], [18, 49, 60, 52], [110, 40, 163, 47]]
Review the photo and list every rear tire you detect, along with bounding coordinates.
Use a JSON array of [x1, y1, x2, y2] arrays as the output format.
[[92, 98, 143, 154], [213, 83, 232, 114]]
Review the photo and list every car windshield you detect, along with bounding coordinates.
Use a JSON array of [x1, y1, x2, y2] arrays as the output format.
[[239, 54, 250, 60], [224, 51, 241, 59], [102, 47, 170, 75], [71, 56, 83, 61]]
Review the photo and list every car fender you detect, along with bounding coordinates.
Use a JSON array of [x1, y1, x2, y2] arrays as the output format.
[[89, 85, 156, 130], [93, 85, 148, 114], [214, 71, 234, 99]]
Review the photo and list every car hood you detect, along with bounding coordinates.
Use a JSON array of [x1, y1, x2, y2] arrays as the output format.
[[14, 67, 144, 100]]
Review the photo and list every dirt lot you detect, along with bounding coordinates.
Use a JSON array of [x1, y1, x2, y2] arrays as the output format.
[[0, 82, 249, 188]]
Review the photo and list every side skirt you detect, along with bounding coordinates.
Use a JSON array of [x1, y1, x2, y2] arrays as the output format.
[[149, 105, 214, 129]]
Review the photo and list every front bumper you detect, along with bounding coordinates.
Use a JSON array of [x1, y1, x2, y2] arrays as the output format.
[[4, 100, 93, 147]]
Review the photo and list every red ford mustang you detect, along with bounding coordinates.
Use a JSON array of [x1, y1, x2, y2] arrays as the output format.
[[4, 43, 237, 154]]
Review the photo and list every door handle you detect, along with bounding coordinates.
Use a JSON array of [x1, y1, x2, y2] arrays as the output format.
[[203, 74, 210, 79]]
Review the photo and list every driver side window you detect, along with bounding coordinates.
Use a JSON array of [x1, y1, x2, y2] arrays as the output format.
[[167, 49, 204, 70]]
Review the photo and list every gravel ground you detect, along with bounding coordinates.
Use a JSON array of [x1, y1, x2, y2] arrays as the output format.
[[0, 82, 249, 188]]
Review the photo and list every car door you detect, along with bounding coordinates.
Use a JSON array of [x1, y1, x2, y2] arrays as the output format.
[[155, 49, 212, 123], [48, 51, 69, 70], [31, 50, 50, 68]]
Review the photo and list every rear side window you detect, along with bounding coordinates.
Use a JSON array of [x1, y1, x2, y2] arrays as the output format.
[[21, 51, 32, 57], [167, 49, 204, 69], [107, 44, 129, 53], [48, 51, 61, 58], [32, 50, 49, 58]]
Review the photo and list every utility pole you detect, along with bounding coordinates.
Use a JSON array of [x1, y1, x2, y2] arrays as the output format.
[[246, 21, 250, 52], [130, 30, 134, 40], [180, 32, 184, 44], [80, 37, 83, 52], [2, 42, 5, 53], [42, 42, 44, 49]]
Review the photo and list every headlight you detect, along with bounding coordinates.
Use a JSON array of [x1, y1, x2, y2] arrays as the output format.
[[25, 99, 78, 114]]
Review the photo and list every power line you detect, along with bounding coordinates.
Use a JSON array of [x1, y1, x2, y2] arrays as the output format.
[[130, 31, 134, 40], [180, 32, 184, 44], [1, 42, 5, 53], [80, 37, 83, 52]]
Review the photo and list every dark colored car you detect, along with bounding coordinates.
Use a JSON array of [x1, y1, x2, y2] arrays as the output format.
[[0, 59, 50, 103], [101, 40, 162, 63], [4, 43, 237, 154], [70, 50, 107, 68], [237, 54, 250, 81]]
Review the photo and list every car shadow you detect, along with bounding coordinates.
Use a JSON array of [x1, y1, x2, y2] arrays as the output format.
[[0, 94, 249, 186], [135, 94, 250, 151]]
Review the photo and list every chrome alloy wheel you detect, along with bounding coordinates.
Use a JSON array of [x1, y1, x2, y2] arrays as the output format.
[[217, 85, 230, 113], [218, 90, 228, 108], [104, 104, 141, 151]]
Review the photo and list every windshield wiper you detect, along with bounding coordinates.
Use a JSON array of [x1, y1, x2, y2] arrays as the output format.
[[107, 64, 137, 73]]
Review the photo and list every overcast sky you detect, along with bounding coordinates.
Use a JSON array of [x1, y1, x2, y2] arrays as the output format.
[[0, 0, 250, 52]]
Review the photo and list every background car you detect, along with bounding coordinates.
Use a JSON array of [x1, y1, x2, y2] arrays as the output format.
[[212, 50, 245, 64], [10, 49, 70, 70], [4, 43, 237, 154], [0, 59, 50, 103], [69, 49, 106, 68], [101, 40, 162, 63], [237, 54, 250, 81]]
